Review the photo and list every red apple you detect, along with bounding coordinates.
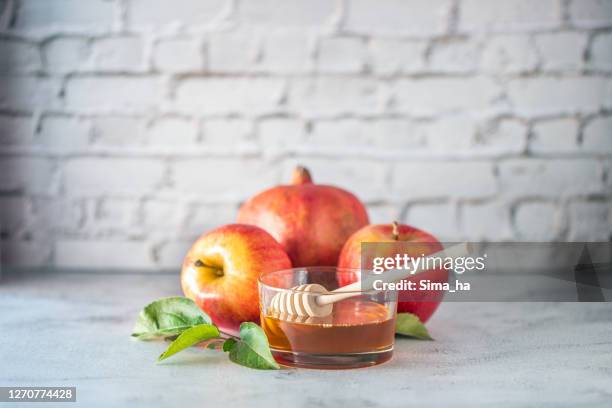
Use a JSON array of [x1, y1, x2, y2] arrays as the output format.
[[237, 166, 369, 267], [337, 222, 447, 323], [181, 224, 292, 336]]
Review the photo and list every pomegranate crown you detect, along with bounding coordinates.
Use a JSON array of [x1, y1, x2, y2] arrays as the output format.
[[291, 166, 313, 185]]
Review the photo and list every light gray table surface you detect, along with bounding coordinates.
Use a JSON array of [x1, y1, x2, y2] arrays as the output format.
[[1, 269, 611, 408]]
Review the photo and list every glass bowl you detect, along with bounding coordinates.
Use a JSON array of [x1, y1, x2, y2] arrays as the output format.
[[258, 266, 397, 369]]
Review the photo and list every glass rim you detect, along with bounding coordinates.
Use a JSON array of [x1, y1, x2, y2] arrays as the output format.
[[257, 266, 390, 295]]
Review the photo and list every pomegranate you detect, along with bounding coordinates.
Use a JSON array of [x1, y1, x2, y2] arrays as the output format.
[[237, 166, 369, 267]]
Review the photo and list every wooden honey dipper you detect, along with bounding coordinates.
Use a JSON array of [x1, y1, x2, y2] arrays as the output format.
[[269, 242, 472, 319]]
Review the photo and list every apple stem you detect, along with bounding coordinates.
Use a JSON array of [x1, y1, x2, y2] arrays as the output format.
[[392, 221, 399, 240], [292, 165, 313, 185], [194, 259, 224, 277]]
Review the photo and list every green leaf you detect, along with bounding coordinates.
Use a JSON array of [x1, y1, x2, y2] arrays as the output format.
[[227, 323, 279, 370], [132, 297, 211, 340], [158, 324, 220, 361], [223, 338, 237, 352], [395, 313, 433, 340], [205, 339, 226, 350]]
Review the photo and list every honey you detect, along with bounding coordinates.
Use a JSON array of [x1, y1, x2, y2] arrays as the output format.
[[262, 299, 396, 355], [259, 266, 398, 368]]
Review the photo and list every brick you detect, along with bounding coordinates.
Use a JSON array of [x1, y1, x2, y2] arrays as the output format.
[[368, 39, 426, 75], [173, 159, 280, 201], [428, 39, 480, 74], [418, 116, 475, 151], [208, 29, 260, 73], [590, 33, 612, 71], [90, 37, 145, 72], [0, 76, 59, 111], [146, 117, 198, 146], [317, 37, 365, 74], [0, 197, 28, 236], [513, 201, 560, 241], [308, 119, 380, 148], [83, 198, 141, 236], [0, 115, 33, 145], [0, 39, 41, 73], [55, 240, 154, 269], [475, 119, 527, 154], [568, 0, 612, 28], [258, 118, 304, 148], [309, 119, 420, 150], [181, 203, 237, 239], [128, 0, 228, 29], [345, 0, 452, 36], [38, 116, 90, 149], [13, 0, 114, 32], [282, 158, 386, 202], [142, 200, 186, 234], [258, 29, 313, 73], [365, 204, 402, 225], [364, 119, 421, 149], [568, 201, 610, 241], [480, 35, 538, 74], [42, 37, 90, 73], [91, 116, 143, 146], [1, 240, 52, 267], [237, 0, 337, 27], [506, 77, 607, 116], [289, 77, 383, 117], [394, 78, 501, 115], [155, 241, 192, 269], [582, 116, 612, 154], [404, 202, 459, 240], [153, 39, 204, 73], [26, 198, 83, 236], [63, 158, 165, 196], [529, 118, 579, 153], [610, 199, 612, 236], [461, 201, 513, 241], [202, 119, 252, 146], [65, 76, 160, 111], [460, 0, 561, 32], [175, 78, 285, 115], [535, 32, 587, 71], [0, 157, 55, 194], [606, 160, 612, 192], [92, 116, 143, 146], [499, 159, 602, 197], [392, 161, 496, 200]]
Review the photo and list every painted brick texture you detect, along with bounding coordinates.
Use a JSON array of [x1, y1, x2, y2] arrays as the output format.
[[0, 0, 610, 269]]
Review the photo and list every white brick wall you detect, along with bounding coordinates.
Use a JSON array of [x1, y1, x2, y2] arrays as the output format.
[[127, 0, 229, 30], [513, 201, 561, 241], [63, 157, 166, 197], [14, 0, 115, 32], [481, 35, 538, 74], [38, 115, 90, 150], [65, 76, 161, 111], [0, 0, 611, 270], [153, 38, 204, 73], [345, 0, 451, 36], [590, 32, 612, 70], [460, 0, 561, 32]]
